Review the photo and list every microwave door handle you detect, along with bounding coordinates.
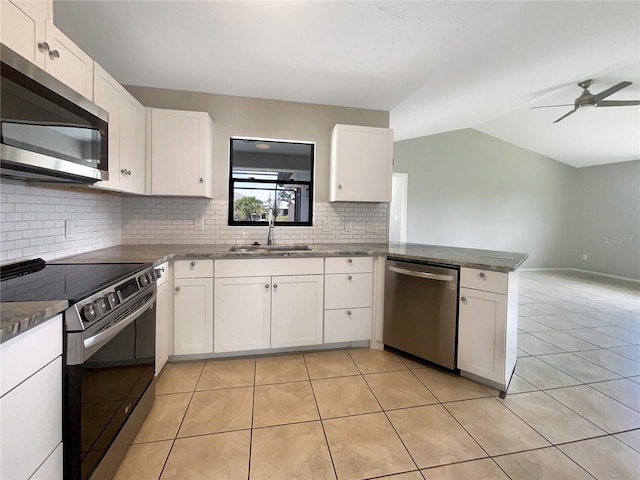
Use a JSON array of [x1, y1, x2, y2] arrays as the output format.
[[387, 265, 454, 282], [83, 290, 157, 351]]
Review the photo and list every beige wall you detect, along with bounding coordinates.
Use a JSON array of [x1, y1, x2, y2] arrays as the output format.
[[125, 86, 389, 202]]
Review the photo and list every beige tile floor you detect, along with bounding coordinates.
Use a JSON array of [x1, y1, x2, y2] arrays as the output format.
[[114, 270, 640, 479]]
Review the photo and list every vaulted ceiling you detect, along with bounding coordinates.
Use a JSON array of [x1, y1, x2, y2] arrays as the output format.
[[54, 1, 640, 168]]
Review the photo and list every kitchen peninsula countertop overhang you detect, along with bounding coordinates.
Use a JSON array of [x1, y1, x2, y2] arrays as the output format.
[[1, 242, 528, 343]]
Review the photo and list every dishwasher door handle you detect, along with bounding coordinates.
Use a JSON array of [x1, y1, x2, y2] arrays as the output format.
[[388, 265, 454, 282]]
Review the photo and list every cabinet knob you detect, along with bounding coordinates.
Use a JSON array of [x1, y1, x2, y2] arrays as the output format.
[[48, 49, 60, 60], [161, 267, 165, 272], [190, 261, 196, 267], [199, 177, 204, 183], [175, 286, 181, 292], [479, 272, 486, 278], [37, 42, 50, 52], [273, 283, 278, 288], [347, 275, 352, 280], [265, 284, 270, 289], [338, 184, 343, 190], [347, 258, 353, 264], [346, 310, 352, 316], [461, 296, 467, 302]]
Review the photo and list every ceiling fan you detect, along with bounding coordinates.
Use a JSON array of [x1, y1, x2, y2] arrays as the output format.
[[532, 79, 640, 123]]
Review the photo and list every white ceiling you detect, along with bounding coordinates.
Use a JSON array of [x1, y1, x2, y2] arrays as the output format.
[[53, 1, 640, 168]]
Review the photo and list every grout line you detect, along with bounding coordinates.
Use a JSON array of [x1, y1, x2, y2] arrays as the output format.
[[247, 355, 257, 480]]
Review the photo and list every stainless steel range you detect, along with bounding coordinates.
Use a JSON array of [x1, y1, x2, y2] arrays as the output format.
[[0, 259, 161, 480]]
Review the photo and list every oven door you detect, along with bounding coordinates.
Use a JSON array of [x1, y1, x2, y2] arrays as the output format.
[[64, 285, 156, 480]]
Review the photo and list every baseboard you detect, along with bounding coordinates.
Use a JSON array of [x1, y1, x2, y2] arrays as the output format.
[[520, 267, 640, 283]]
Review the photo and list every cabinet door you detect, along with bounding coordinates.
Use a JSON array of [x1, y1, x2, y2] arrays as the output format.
[[149, 108, 212, 197], [0, 0, 48, 68], [214, 277, 271, 353], [120, 90, 146, 194], [44, 20, 93, 98], [173, 277, 213, 355], [330, 125, 393, 202], [155, 280, 173, 374], [457, 287, 507, 383], [271, 275, 324, 348], [93, 62, 122, 191], [0, 357, 62, 480]]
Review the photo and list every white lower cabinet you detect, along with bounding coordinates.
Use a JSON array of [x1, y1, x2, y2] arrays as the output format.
[[0, 315, 62, 480], [214, 276, 271, 353], [457, 267, 519, 391], [173, 260, 214, 355], [155, 261, 173, 374], [324, 308, 373, 343], [214, 258, 324, 353]]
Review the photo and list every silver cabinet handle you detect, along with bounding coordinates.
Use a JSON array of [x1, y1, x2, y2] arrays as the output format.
[[347, 258, 353, 264], [347, 275, 352, 280], [346, 310, 352, 316], [37, 42, 50, 52], [479, 272, 486, 278], [265, 284, 269, 289], [190, 261, 196, 267], [48, 49, 60, 59], [273, 283, 278, 288], [175, 286, 181, 292], [461, 296, 467, 302]]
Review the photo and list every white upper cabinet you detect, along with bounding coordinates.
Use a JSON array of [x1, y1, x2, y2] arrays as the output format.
[[1, 2, 92, 98], [147, 108, 213, 198], [0, 0, 50, 68], [330, 124, 394, 202], [93, 64, 146, 194]]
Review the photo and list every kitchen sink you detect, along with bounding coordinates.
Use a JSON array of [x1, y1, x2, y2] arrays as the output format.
[[227, 245, 311, 253]]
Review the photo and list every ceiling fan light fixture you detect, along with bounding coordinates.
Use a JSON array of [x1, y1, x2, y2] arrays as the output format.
[[255, 143, 271, 150]]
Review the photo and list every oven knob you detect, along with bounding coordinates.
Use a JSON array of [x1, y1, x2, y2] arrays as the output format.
[[106, 292, 119, 309], [95, 297, 108, 315], [154, 267, 163, 280], [139, 273, 150, 287], [82, 304, 98, 323]]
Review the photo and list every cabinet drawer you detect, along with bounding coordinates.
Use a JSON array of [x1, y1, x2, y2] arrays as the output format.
[[460, 267, 507, 295], [0, 315, 62, 396], [324, 273, 373, 309], [324, 308, 372, 343], [155, 261, 170, 287], [215, 258, 323, 277], [174, 259, 213, 278], [325, 256, 373, 274]]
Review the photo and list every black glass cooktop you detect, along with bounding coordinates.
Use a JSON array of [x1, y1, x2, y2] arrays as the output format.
[[0, 261, 149, 304]]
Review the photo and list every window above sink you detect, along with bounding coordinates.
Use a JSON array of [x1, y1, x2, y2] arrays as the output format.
[[228, 138, 315, 227]]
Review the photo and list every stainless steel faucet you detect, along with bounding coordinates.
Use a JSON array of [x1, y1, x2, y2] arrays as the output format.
[[267, 212, 275, 245]]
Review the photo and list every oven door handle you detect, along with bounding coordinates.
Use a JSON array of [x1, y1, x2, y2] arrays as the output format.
[[388, 265, 454, 282], [83, 289, 157, 350]]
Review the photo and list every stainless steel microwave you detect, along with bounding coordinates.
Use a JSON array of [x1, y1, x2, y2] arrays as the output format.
[[0, 44, 109, 183]]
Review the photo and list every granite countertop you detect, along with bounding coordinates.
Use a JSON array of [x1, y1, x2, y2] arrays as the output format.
[[0, 300, 68, 344], [0, 242, 527, 344]]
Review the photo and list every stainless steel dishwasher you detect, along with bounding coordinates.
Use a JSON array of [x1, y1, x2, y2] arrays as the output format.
[[384, 257, 459, 370]]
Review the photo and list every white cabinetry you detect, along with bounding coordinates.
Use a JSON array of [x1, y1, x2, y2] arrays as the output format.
[[457, 267, 519, 392], [0, 0, 50, 68], [155, 261, 173, 374], [147, 108, 213, 197], [214, 258, 324, 353], [93, 63, 146, 194], [330, 124, 393, 202], [0, 316, 62, 480], [0, 2, 93, 98], [173, 259, 214, 355], [324, 256, 373, 343]]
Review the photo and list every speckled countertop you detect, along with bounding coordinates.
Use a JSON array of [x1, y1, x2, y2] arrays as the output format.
[[0, 242, 527, 344]]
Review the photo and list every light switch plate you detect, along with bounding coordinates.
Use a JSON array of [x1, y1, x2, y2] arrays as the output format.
[[195, 218, 204, 231], [366, 222, 377, 233], [65, 220, 76, 239]]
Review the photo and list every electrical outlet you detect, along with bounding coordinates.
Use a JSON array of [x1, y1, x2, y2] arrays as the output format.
[[366, 222, 377, 233], [344, 222, 352, 232], [65, 220, 76, 239], [582, 253, 588, 260], [195, 218, 204, 231], [323, 220, 332, 232]]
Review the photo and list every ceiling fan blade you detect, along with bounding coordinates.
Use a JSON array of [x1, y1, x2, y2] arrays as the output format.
[[595, 100, 640, 107], [530, 104, 575, 109], [591, 81, 632, 102], [553, 108, 577, 123]]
